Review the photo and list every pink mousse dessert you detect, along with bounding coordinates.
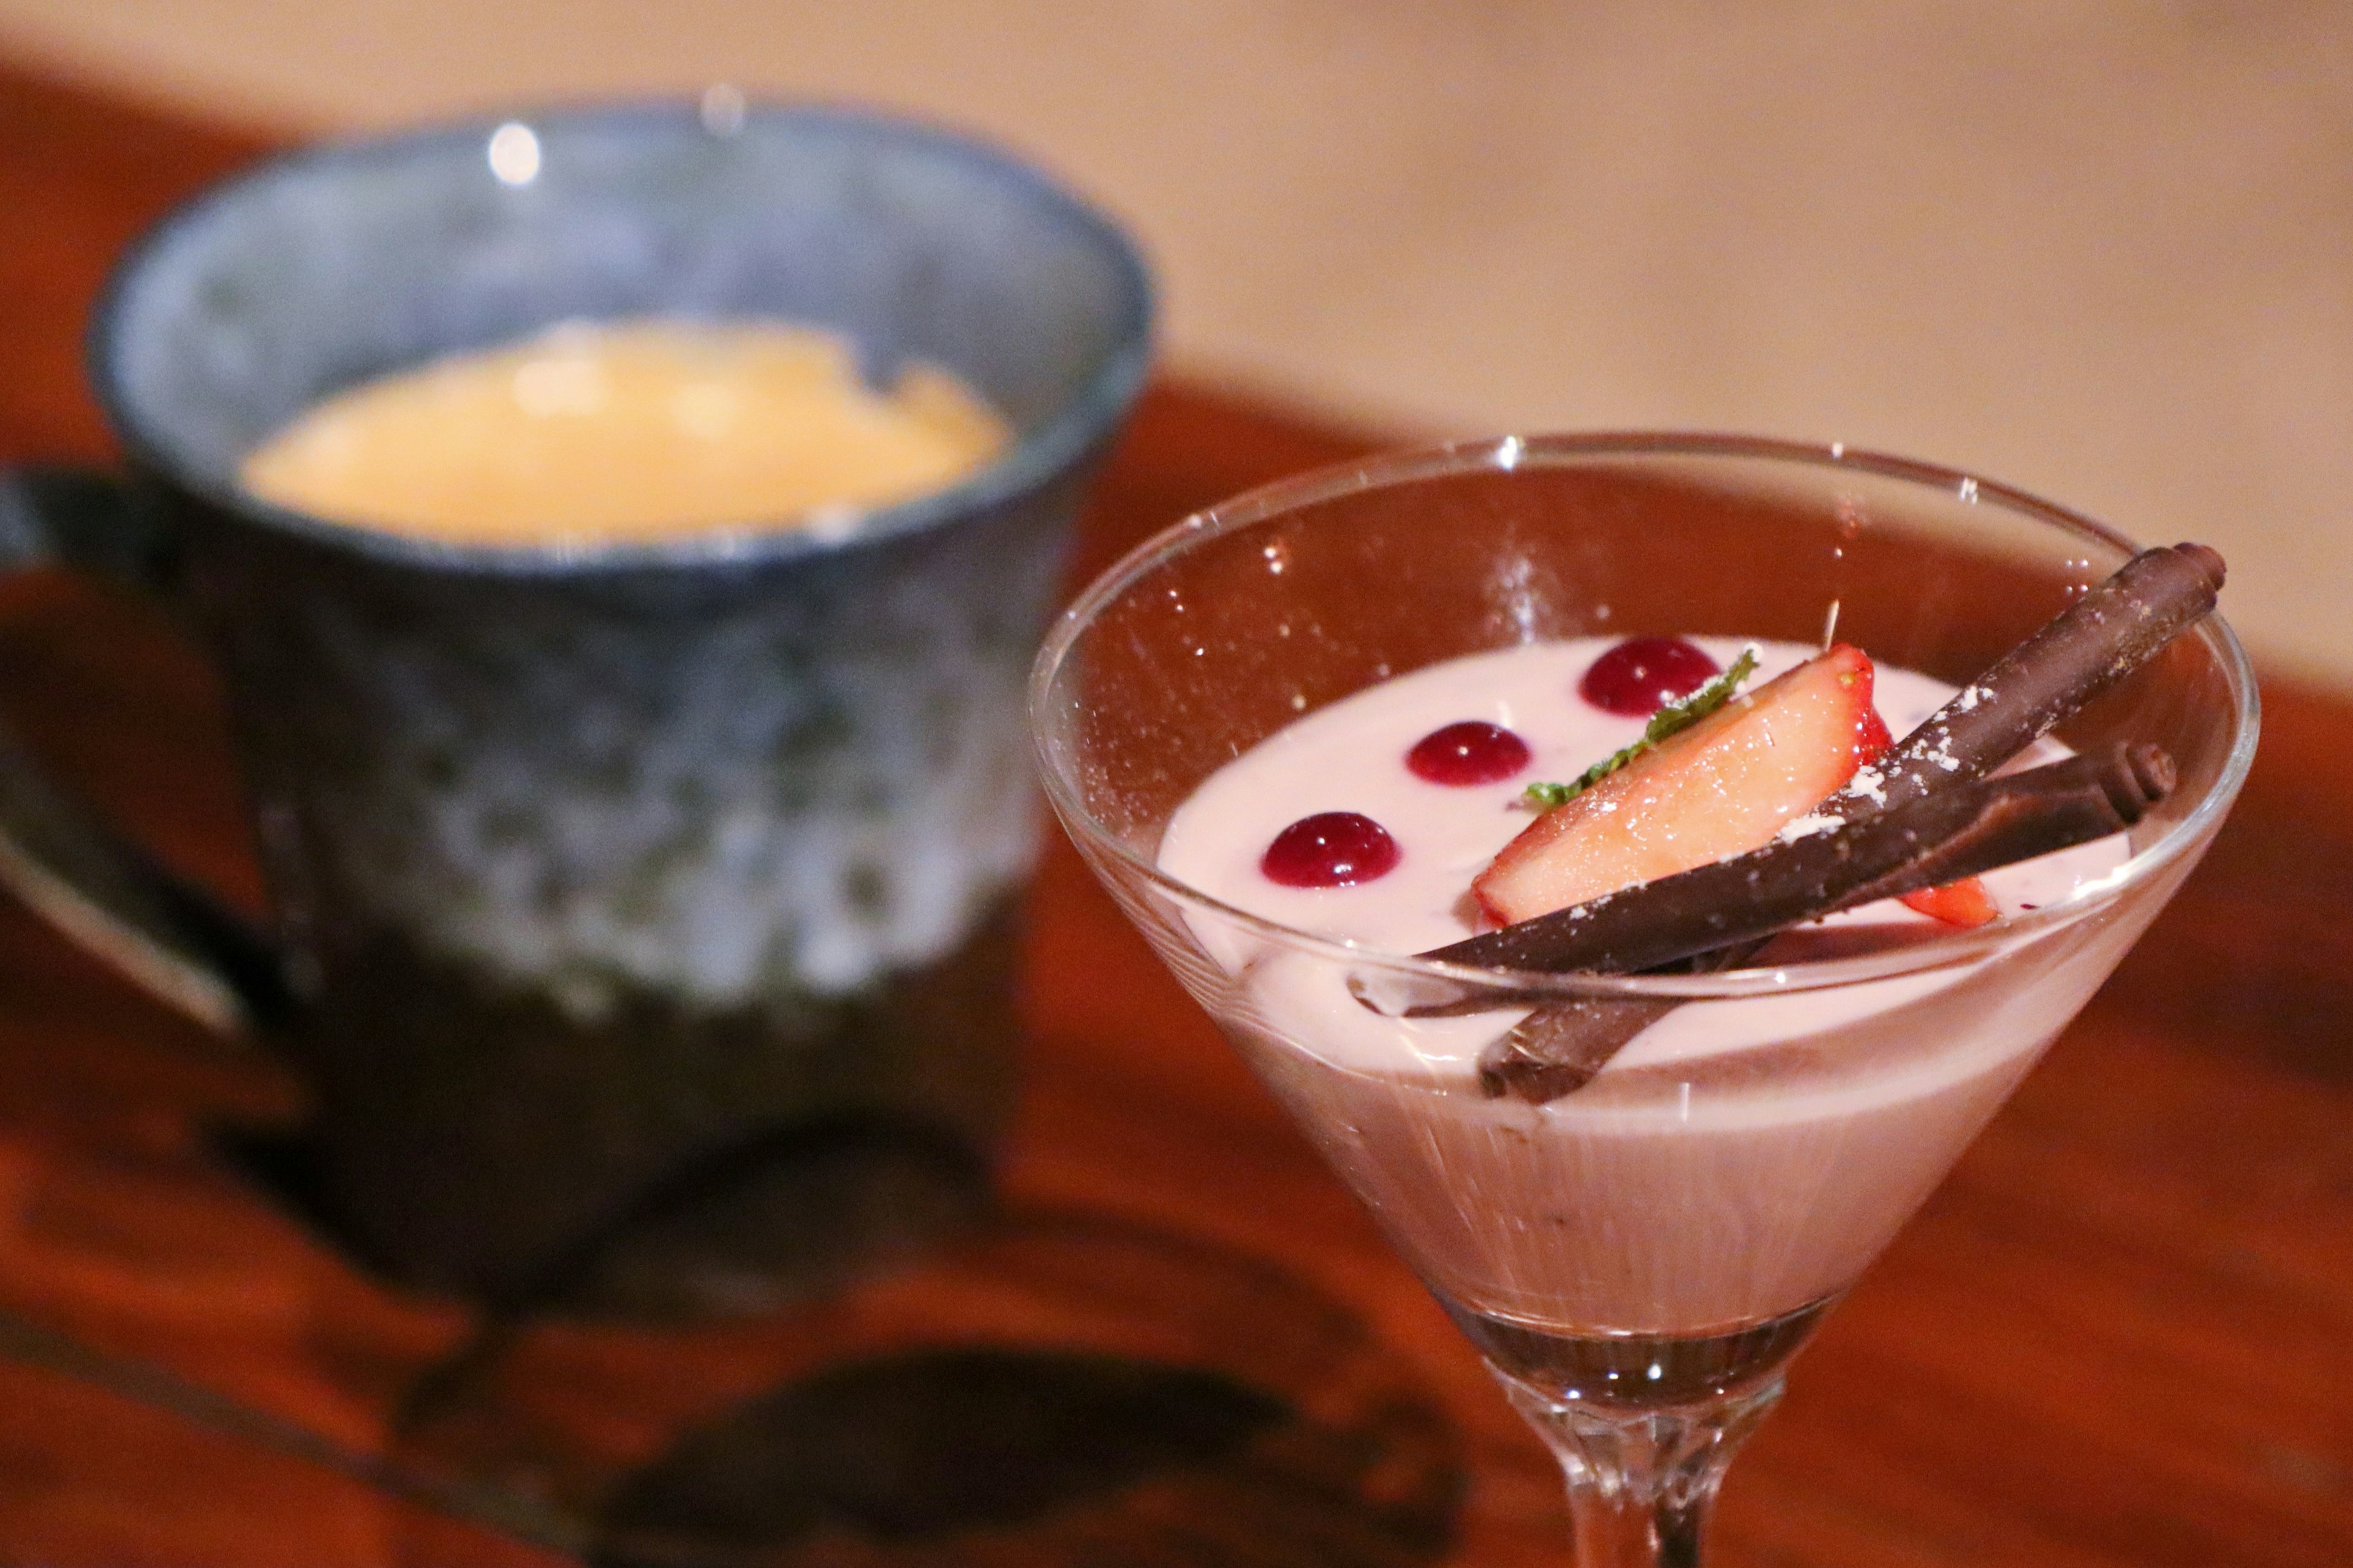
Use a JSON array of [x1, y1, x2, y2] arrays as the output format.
[[1156, 635, 2142, 1343]]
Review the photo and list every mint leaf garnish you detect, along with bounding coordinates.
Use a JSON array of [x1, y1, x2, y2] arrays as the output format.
[[1645, 645, 1759, 741], [1518, 646, 1759, 809], [1521, 780, 1575, 810]]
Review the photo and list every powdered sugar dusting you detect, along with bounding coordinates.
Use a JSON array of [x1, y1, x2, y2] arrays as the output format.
[[1776, 812, 1842, 843]]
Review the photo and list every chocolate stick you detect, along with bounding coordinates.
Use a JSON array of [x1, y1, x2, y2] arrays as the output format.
[[1425, 744, 2171, 983], [1833, 543, 2221, 815], [1476, 943, 1754, 1102], [1466, 544, 2223, 1099]]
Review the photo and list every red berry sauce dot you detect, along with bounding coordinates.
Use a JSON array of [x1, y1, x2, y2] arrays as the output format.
[[1406, 721, 1532, 786], [1578, 636, 1721, 716], [1261, 811, 1401, 888]]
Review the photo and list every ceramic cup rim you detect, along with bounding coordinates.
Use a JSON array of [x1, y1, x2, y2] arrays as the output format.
[[86, 96, 1156, 577], [1029, 431, 2262, 1001]]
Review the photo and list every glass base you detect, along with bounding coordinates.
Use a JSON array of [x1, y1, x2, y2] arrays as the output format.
[[1444, 1296, 1833, 1412], [1440, 1300, 1830, 1566]]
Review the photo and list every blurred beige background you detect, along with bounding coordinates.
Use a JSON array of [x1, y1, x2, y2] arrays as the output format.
[[1, 0, 2346, 682]]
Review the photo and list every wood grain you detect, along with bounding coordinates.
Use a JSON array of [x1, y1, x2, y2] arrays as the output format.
[[0, 59, 2348, 1567]]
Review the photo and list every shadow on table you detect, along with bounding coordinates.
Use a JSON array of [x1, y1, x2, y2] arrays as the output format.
[[7, 1105, 1464, 1568], [387, 1204, 1463, 1568]]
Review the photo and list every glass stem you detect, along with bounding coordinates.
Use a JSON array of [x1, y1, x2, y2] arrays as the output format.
[[1500, 1378, 1781, 1568]]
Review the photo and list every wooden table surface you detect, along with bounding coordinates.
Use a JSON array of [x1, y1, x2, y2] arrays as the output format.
[[2, 63, 2350, 1568]]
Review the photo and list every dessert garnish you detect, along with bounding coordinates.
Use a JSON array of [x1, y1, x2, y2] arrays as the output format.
[[1479, 644, 1859, 925], [1408, 721, 1533, 786], [1465, 544, 2219, 968], [1521, 647, 1759, 810], [1828, 543, 2224, 815], [1852, 716, 1993, 928], [1827, 542, 2219, 934], [1577, 634, 1724, 716], [1262, 810, 1401, 888], [1429, 743, 2173, 980], [1896, 876, 1998, 928], [1461, 746, 2173, 1098], [1470, 943, 1754, 1104], [1353, 543, 2226, 1100]]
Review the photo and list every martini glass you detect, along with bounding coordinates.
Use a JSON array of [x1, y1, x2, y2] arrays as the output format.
[[1029, 436, 2257, 1566]]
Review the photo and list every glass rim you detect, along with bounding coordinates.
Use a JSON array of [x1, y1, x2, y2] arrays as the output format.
[[1029, 431, 2262, 1000]]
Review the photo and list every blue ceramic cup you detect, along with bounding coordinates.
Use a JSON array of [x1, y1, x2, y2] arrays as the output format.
[[0, 101, 1151, 1309]]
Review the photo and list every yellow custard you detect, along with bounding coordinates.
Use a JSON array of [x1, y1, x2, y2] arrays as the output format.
[[238, 319, 1012, 545]]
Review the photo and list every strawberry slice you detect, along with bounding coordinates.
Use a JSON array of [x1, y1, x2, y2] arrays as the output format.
[[1899, 879, 2000, 927], [1854, 702, 1999, 929], [1474, 643, 1886, 925], [1859, 706, 1892, 759]]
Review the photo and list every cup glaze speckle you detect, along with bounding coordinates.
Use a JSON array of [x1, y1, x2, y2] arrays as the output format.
[[86, 102, 1153, 1308]]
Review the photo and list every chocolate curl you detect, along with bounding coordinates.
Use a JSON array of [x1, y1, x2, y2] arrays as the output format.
[[1476, 942, 1757, 1102], [1424, 744, 2170, 983], [1834, 544, 2221, 816], [1477, 998, 1679, 1103], [1469, 545, 2221, 1100], [1464, 745, 2172, 1102], [1423, 545, 2218, 1101]]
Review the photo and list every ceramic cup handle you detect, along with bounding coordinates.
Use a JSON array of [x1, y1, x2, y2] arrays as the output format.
[[0, 466, 289, 1034]]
